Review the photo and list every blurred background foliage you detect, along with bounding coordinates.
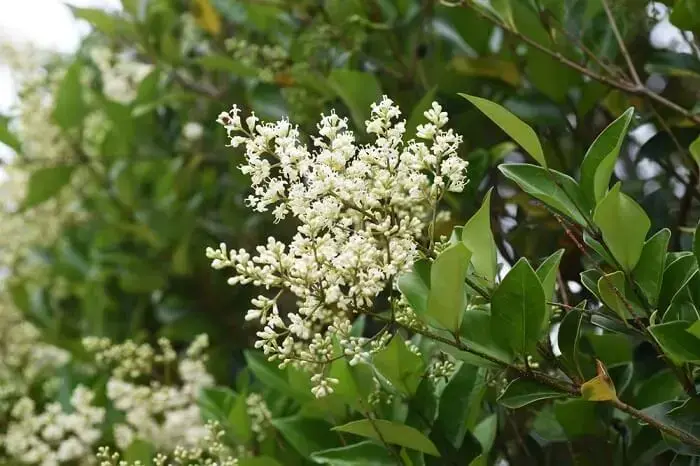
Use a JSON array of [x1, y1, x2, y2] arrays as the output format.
[[2, 0, 700, 464]]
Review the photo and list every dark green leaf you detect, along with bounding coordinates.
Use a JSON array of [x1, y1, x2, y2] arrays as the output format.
[[272, 416, 340, 458], [310, 441, 395, 465], [460, 94, 546, 167], [648, 321, 700, 364], [438, 364, 485, 448], [580, 108, 634, 204], [633, 228, 671, 307], [491, 258, 546, 356], [333, 419, 440, 456], [499, 163, 589, 225], [658, 253, 699, 314], [328, 70, 382, 129], [497, 378, 569, 408], [554, 399, 602, 438]]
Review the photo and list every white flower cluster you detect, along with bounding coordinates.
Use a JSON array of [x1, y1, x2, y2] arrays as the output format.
[[97, 422, 240, 466], [90, 47, 153, 104], [3, 386, 105, 466], [209, 96, 467, 397], [244, 393, 272, 442], [85, 335, 214, 452]]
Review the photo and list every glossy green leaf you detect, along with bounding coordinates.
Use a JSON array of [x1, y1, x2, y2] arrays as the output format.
[[497, 378, 569, 408], [397, 260, 430, 318], [453, 309, 513, 365], [558, 307, 594, 380], [585, 334, 633, 367], [373, 335, 425, 396], [461, 190, 497, 284], [499, 163, 589, 225], [633, 228, 671, 307], [648, 321, 700, 364], [310, 441, 394, 465], [597, 271, 634, 320], [427, 242, 472, 331], [580, 107, 634, 203], [593, 182, 651, 272], [658, 253, 699, 313], [23, 165, 76, 210], [636, 370, 684, 409], [328, 69, 382, 129], [272, 416, 339, 458], [491, 258, 546, 356], [461, 94, 546, 167], [333, 419, 440, 456]]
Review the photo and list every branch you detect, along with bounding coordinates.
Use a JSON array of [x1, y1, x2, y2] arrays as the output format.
[[601, 0, 642, 86], [454, 0, 700, 126]]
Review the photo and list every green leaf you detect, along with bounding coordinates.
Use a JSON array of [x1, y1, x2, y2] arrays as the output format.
[[427, 242, 472, 331], [579, 108, 634, 204], [237, 458, 283, 466], [52, 59, 86, 129], [70, 7, 128, 36], [658, 253, 699, 314], [328, 70, 382, 130], [636, 370, 684, 409], [406, 87, 437, 137], [536, 249, 565, 330], [694, 220, 700, 265], [554, 399, 602, 438], [310, 441, 395, 465], [333, 419, 440, 457], [461, 190, 497, 284], [0, 116, 20, 152], [123, 439, 154, 465], [585, 334, 633, 367], [244, 351, 309, 400], [633, 228, 671, 307], [648, 321, 700, 364], [373, 335, 425, 396], [499, 163, 589, 225], [271, 416, 339, 458], [597, 271, 634, 320], [593, 182, 651, 272], [438, 364, 485, 447], [397, 260, 430, 318], [198, 387, 251, 443], [558, 307, 594, 380], [690, 136, 700, 173], [460, 94, 546, 167], [452, 309, 514, 365], [196, 55, 258, 78], [451, 56, 521, 86], [497, 378, 569, 408], [491, 258, 546, 356], [23, 165, 76, 210], [471, 414, 497, 453]]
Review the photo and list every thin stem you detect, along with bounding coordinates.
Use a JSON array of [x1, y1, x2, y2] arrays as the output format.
[[601, 0, 642, 86]]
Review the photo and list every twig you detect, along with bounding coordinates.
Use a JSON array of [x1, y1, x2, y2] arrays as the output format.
[[601, 0, 642, 86]]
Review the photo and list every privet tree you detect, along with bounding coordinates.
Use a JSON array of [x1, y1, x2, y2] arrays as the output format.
[[1, 0, 700, 465]]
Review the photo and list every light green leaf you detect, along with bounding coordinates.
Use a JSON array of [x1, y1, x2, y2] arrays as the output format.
[[333, 419, 440, 457], [123, 439, 154, 465], [328, 70, 382, 130], [688, 321, 700, 339], [397, 260, 430, 317], [491, 258, 546, 356], [406, 87, 437, 137], [23, 165, 76, 210], [373, 335, 425, 396], [0, 116, 20, 153], [689, 135, 700, 173], [580, 108, 634, 203], [593, 182, 651, 272], [472, 414, 497, 453], [462, 190, 497, 284], [271, 416, 339, 458], [499, 163, 589, 225], [633, 228, 671, 307], [597, 271, 634, 320], [52, 59, 86, 129], [70, 6, 129, 36], [497, 378, 569, 408], [310, 441, 394, 465], [461, 94, 546, 167], [648, 321, 700, 364], [427, 242, 472, 331]]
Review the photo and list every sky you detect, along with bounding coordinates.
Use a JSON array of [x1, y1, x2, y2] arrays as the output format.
[[0, 0, 121, 112]]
